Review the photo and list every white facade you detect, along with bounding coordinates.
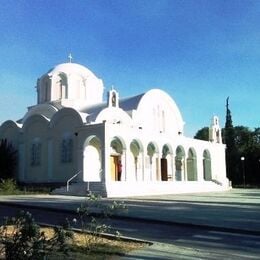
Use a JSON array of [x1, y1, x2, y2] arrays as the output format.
[[0, 62, 230, 197]]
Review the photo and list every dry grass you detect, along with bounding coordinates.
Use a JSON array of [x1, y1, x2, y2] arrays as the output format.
[[0, 226, 146, 259]]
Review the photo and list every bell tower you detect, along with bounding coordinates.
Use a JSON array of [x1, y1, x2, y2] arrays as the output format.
[[209, 116, 222, 143], [107, 88, 119, 108]]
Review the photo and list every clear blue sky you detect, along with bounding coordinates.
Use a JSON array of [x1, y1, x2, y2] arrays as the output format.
[[0, 0, 259, 137]]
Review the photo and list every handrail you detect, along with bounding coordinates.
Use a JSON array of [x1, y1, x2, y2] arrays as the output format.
[[86, 169, 103, 193], [211, 179, 222, 186], [67, 171, 81, 192]]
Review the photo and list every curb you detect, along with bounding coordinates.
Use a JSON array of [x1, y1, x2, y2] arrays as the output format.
[[38, 222, 152, 246]]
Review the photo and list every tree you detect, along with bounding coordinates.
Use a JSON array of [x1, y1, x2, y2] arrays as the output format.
[[0, 139, 18, 180], [194, 127, 209, 141], [194, 124, 260, 186], [233, 126, 260, 185], [223, 97, 238, 184]]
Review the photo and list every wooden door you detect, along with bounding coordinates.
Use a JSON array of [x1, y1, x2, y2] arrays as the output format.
[[110, 156, 119, 181], [161, 158, 168, 181]]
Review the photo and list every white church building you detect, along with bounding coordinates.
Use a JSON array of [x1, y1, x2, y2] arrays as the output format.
[[0, 61, 230, 197]]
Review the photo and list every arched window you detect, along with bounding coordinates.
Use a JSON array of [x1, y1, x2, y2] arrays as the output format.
[[61, 137, 73, 163], [31, 139, 41, 166]]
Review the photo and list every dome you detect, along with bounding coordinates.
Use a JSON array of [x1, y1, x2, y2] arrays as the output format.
[[37, 62, 104, 109], [47, 62, 98, 79]]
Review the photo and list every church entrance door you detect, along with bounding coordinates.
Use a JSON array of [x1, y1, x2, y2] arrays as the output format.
[[110, 155, 122, 181], [161, 158, 168, 181]]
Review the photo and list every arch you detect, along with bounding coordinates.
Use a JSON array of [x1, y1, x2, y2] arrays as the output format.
[[203, 149, 212, 181], [22, 114, 49, 134], [0, 120, 21, 147], [161, 144, 173, 181], [175, 145, 185, 181], [22, 104, 58, 124], [130, 139, 144, 181], [83, 135, 102, 182], [147, 142, 159, 181], [49, 107, 84, 129], [95, 107, 132, 125], [130, 139, 143, 155], [147, 142, 158, 156], [110, 136, 126, 154], [110, 136, 126, 181], [187, 148, 198, 181], [21, 115, 49, 182]]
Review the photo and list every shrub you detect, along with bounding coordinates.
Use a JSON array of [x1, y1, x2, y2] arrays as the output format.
[[75, 194, 127, 251], [0, 139, 17, 180], [0, 178, 18, 194], [0, 210, 73, 259]]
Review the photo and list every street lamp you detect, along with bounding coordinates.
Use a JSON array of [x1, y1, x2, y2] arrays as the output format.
[[241, 156, 245, 188]]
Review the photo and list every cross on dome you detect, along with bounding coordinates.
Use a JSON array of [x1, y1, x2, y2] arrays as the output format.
[[68, 53, 73, 63]]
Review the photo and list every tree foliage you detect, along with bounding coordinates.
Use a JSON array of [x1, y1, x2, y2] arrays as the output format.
[[0, 139, 18, 180], [223, 97, 237, 182], [194, 127, 209, 141], [233, 126, 260, 185], [195, 125, 260, 186]]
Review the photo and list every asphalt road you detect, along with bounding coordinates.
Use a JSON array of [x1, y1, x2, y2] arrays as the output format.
[[0, 204, 259, 259]]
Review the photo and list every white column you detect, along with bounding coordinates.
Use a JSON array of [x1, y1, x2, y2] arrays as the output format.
[[183, 158, 187, 181], [100, 146, 105, 182], [196, 154, 204, 182], [122, 149, 127, 181], [157, 153, 161, 181], [141, 152, 145, 181], [171, 154, 175, 181], [104, 140, 111, 183]]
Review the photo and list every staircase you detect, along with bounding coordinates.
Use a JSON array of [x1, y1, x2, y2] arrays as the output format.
[[51, 181, 107, 197]]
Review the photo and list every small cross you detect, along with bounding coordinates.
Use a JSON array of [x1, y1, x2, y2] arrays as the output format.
[[68, 53, 73, 63]]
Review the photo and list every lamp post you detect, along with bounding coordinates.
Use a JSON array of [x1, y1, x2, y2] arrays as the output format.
[[241, 156, 245, 188]]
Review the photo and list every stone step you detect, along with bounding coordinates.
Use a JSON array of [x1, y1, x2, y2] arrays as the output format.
[[51, 181, 107, 197]]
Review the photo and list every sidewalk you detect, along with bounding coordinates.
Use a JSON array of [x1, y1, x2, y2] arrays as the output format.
[[0, 189, 259, 234], [0, 189, 260, 259]]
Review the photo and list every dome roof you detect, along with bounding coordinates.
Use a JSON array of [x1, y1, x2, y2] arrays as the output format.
[[37, 62, 104, 108], [47, 62, 97, 79]]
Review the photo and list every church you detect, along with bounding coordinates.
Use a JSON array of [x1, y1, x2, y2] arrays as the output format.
[[0, 60, 230, 197]]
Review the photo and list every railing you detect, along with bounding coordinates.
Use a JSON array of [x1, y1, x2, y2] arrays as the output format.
[[211, 179, 222, 186], [86, 169, 103, 194], [66, 170, 81, 192]]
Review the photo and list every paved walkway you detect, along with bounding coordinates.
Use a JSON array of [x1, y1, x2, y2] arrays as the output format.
[[0, 188, 259, 233], [0, 188, 260, 259]]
